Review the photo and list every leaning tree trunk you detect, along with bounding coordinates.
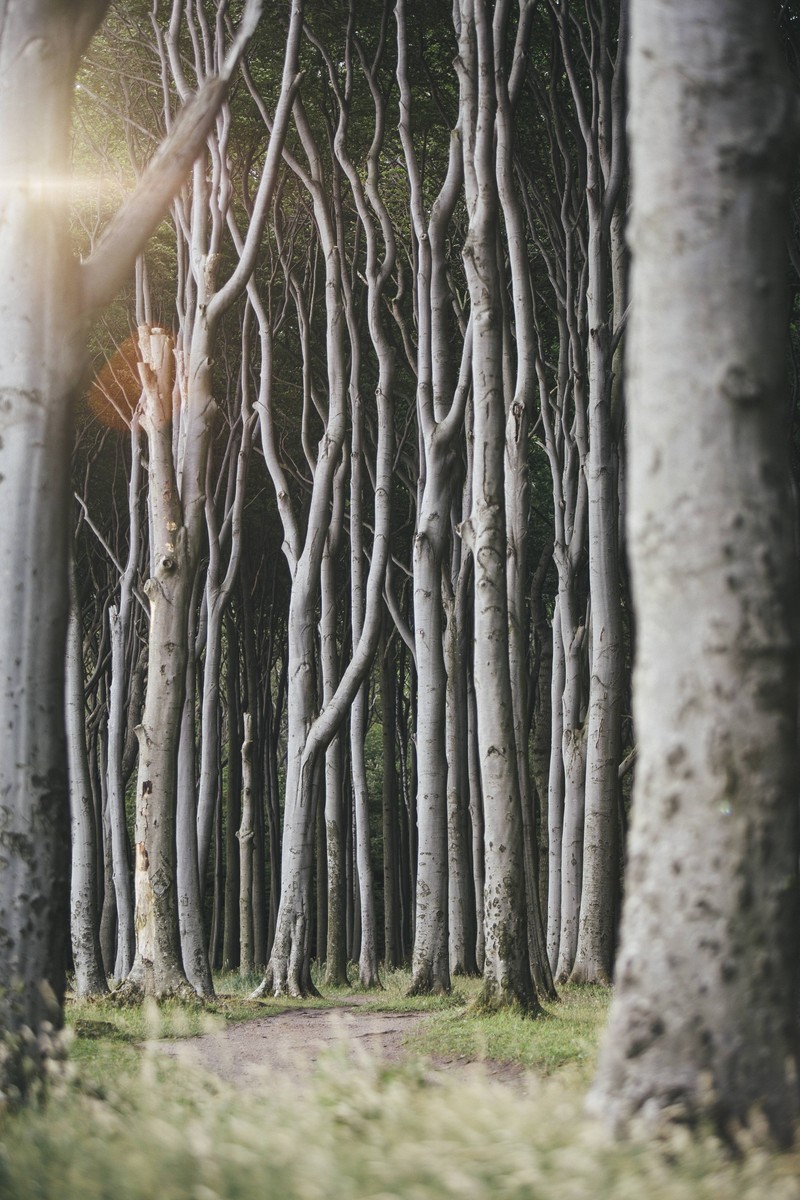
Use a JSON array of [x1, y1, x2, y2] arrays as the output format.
[[590, 0, 800, 1144]]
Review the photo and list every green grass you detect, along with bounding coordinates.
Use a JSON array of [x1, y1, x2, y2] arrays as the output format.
[[2, 1033, 800, 1199], [409, 984, 610, 1077], [2, 971, 793, 1198]]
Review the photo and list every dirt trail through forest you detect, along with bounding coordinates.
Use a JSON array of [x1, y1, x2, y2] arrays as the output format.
[[156, 999, 524, 1090]]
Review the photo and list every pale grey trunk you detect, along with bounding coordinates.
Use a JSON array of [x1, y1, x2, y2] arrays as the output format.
[[381, 619, 400, 969], [105, 417, 141, 980], [0, 0, 105, 1095], [410, 515, 451, 993], [459, 0, 537, 1012], [67, 559, 109, 997], [444, 567, 477, 976], [349, 377, 379, 989], [493, 0, 554, 1001], [530, 543, 554, 924], [124, 328, 192, 998], [175, 576, 214, 995], [321, 470, 348, 987], [466, 667, 485, 972], [397, 0, 467, 995], [568, 0, 627, 988], [222, 626, 242, 972], [238, 713, 255, 976], [590, 0, 799, 1143]]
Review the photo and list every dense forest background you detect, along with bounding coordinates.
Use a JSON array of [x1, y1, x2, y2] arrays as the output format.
[[66, 0, 800, 1007], [0, 0, 799, 1156]]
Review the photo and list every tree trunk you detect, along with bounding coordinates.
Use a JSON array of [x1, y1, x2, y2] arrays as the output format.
[[222, 623, 242, 973], [381, 620, 400, 970], [238, 713, 255, 977], [122, 327, 193, 999], [0, 0, 107, 1095], [459, 0, 538, 1013], [590, 0, 800, 1143], [66, 559, 109, 998]]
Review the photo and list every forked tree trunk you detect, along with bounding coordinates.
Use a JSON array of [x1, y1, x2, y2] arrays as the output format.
[[459, 0, 538, 1014], [591, 0, 800, 1143]]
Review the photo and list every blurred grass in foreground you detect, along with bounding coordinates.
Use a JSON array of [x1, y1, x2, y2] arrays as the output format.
[[0, 971, 796, 1199]]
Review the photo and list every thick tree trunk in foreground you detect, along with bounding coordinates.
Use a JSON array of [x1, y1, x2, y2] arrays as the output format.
[[0, 0, 107, 1099], [591, 0, 800, 1143]]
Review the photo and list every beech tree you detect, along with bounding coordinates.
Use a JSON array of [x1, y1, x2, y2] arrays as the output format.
[[0, 0, 269, 1097], [591, 0, 800, 1143]]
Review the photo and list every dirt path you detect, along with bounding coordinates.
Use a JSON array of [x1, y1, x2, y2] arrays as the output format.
[[155, 1000, 526, 1090], [156, 1002, 433, 1089]]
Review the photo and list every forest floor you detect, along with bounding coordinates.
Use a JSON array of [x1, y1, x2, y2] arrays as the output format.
[[156, 997, 433, 1087], [4, 975, 799, 1198], [155, 992, 526, 1088]]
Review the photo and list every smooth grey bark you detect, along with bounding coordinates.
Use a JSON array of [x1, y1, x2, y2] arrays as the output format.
[[251, 117, 348, 995], [105, 415, 142, 981], [590, 0, 800, 1143], [321, 459, 348, 988], [0, 0, 265, 1064], [67, 558, 109, 998], [530, 542, 554, 923], [381, 619, 400, 969], [495, 0, 555, 1002], [565, 0, 627, 988], [122, 1, 301, 998], [459, 0, 538, 1013], [175, 569, 213, 994], [396, 0, 471, 997], [0, 0, 107, 1099], [466, 664, 486, 973], [444, 558, 477, 977]]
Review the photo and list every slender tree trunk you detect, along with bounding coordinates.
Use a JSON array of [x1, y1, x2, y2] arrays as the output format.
[[176, 571, 215, 995], [223, 622, 242, 973], [67, 559, 109, 997], [122, 327, 193, 998], [238, 713, 255, 977], [459, 0, 538, 1013], [104, 416, 141, 981], [381, 621, 399, 970]]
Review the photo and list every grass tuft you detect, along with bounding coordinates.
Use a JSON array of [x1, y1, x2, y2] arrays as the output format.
[[4, 972, 792, 1198]]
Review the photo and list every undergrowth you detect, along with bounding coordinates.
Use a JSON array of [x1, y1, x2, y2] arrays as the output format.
[[5, 971, 794, 1198], [2, 1038, 799, 1199]]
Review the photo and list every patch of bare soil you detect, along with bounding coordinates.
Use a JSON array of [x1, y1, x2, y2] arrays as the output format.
[[155, 1002, 431, 1089], [155, 999, 533, 1092]]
